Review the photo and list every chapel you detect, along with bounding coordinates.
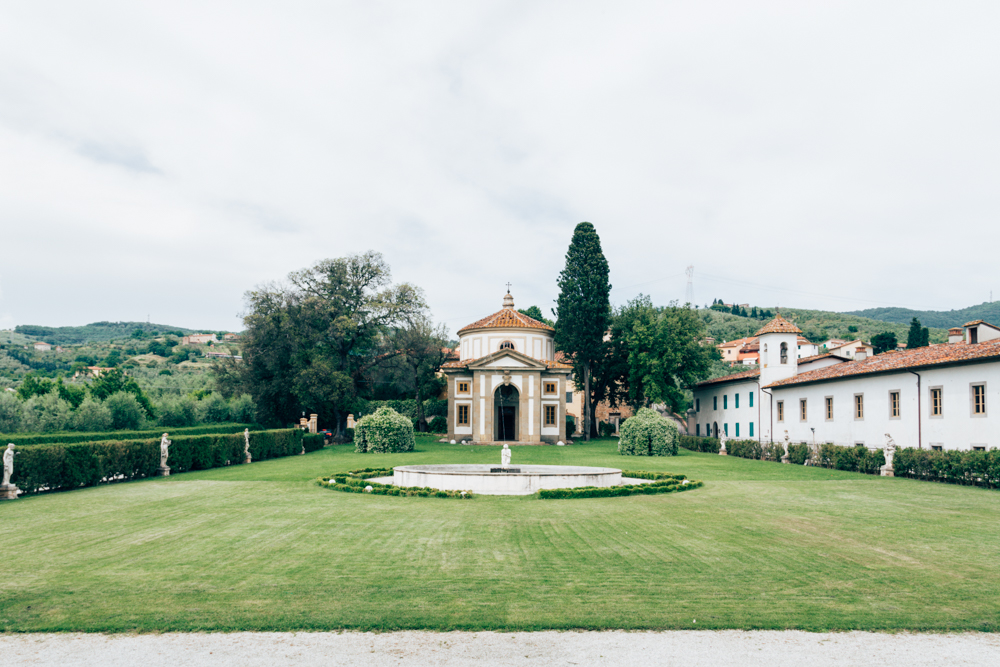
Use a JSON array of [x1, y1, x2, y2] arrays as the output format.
[[441, 291, 572, 444]]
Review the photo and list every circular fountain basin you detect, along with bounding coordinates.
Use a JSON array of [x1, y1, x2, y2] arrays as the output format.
[[392, 464, 622, 496]]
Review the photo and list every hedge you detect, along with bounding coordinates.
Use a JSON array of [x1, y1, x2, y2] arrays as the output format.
[[354, 407, 415, 453], [353, 399, 448, 420], [681, 436, 887, 476], [10, 428, 304, 495], [539, 477, 703, 499], [892, 447, 1000, 488], [618, 407, 678, 456], [679, 436, 720, 453], [3, 423, 260, 447], [322, 467, 474, 498]]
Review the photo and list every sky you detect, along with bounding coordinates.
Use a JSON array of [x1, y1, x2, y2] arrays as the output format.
[[2, 1, 999, 335]]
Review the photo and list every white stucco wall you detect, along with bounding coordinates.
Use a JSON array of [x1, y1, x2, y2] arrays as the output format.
[[459, 328, 555, 362], [693, 379, 761, 440]]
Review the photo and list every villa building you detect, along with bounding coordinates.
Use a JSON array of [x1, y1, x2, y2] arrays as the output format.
[[691, 315, 1000, 451]]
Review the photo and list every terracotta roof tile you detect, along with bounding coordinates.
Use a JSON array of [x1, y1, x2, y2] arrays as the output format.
[[441, 356, 572, 370], [695, 368, 761, 387], [767, 339, 1000, 388], [754, 314, 802, 336], [457, 308, 554, 334]]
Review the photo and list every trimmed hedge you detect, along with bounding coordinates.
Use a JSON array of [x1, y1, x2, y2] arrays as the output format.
[[3, 423, 260, 447], [539, 477, 703, 499], [11, 428, 303, 495], [892, 447, 1000, 487], [302, 433, 325, 453], [679, 435, 720, 453], [618, 407, 678, 456], [787, 443, 810, 465], [322, 467, 474, 498], [354, 407, 415, 453]]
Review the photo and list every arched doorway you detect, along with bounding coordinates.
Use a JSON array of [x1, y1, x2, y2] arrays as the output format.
[[713, 422, 719, 438], [495, 384, 520, 442]]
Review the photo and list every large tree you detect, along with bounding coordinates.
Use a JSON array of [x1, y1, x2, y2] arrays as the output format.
[[387, 317, 450, 432], [603, 296, 718, 412], [215, 252, 426, 435], [871, 331, 898, 355], [906, 317, 929, 349], [554, 222, 611, 440]]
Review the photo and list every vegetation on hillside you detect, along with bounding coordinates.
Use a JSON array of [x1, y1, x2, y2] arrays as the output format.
[[13, 321, 202, 345], [848, 301, 1000, 329]]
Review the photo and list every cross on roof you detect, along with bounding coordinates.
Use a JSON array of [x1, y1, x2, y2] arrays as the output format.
[[506, 282, 512, 293]]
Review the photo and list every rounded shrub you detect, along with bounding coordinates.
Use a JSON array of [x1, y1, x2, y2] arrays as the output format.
[[428, 415, 448, 433], [617, 407, 678, 456], [354, 406, 415, 453]]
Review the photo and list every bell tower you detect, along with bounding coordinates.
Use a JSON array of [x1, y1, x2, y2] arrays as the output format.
[[756, 314, 802, 387]]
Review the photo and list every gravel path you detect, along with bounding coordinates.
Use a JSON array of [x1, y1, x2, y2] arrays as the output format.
[[3, 631, 1000, 666]]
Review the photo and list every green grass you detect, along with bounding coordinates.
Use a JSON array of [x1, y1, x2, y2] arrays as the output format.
[[2, 437, 1000, 632]]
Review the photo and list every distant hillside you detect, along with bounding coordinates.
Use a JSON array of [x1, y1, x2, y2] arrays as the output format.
[[700, 308, 948, 346], [14, 321, 199, 345], [846, 302, 1000, 329]]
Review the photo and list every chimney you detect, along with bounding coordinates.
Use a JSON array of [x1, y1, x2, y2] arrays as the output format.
[[949, 327, 964, 344], [854, 348, 868, 362]]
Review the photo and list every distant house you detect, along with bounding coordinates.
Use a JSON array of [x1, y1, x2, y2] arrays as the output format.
[[74, 366, 116, 379], [182, 333, 218, 345], [718, 337, 757, 365], [32, 342, 52, 351], [204, 352, 243, 360], [825, 339, 874, 359], [223, 333, 241, 341], [820, 338, 849, 351], [796, 337, 819, 358]]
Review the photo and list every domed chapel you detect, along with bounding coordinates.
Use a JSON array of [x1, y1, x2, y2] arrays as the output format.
[[441, 291, 572, 444]]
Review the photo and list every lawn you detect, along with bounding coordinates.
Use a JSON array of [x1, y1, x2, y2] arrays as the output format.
[[2, 437, 1000, 632]]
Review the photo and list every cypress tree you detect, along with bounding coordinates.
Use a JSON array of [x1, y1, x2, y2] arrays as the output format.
[[906, 317, 924, 349], [555, 222, 611, 441], [920, 326, 930, 348]]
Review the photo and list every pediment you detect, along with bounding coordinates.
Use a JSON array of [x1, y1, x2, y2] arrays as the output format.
[[467, 349, 546, 370]]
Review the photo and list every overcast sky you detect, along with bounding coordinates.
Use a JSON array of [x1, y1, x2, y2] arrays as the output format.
[[2, 1, 999, 335]]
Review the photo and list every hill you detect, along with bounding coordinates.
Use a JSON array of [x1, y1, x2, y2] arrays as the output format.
[[14, 321, 199, 345], [699, 308, 948, 345], [846, 302, 1000, 330]]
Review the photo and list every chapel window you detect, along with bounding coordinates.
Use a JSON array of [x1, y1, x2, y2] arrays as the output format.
[[457, 404, 470, 426], [544, 405, 557, 426], [780, 342, 788, 364], [777, 401, 784, 422], [972, 383, 987, 415], [890, 391, 900, 418], [800, 399, 807, 421], [825, 397, 833, 421], [458, 381, 470, 394], [499, 341, 515, 351], [544, 382, 557, 395], [855, 394, 864, 420], [931, 388, 943, 416]]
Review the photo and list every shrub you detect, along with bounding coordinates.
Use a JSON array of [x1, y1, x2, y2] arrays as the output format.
[[198, 393, 231, 423], [20, 393, 72, 433], [598, 421, 615, 437], [539, 476, 703, 499], [566, 414, 576, 436], [726, 439, 762, 460], [0, 391, 22, 433], [761, 441, 785, 462], [679, 436, 720, 453], [228, 394, 256, 424], [105, 391, 146, 430], [787, 443, 810, 465], [302, 433, 325, 452], [4, 423, 260, 446], [427, 416, 448, 433], [69, 397, 113, 432], [354, 406, 415, 453], [617, 407, 678, 456], [890, 447, 1000, 487], [157, 397, 198, 427]]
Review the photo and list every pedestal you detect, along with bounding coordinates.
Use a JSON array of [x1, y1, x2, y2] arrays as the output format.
[[719, 447, 727, 456], [0, 484, 20, 500], [881, 466, 894, 477], [156, 466, 171, 477], [245, 455, 252, 464], [781, 454, 790, 464]]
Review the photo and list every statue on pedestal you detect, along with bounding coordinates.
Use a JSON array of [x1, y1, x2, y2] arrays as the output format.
[[2, 443, 19, 499], [157, 433, 172, 476], [781, 431, 791, 464], [501, 444, 511, 467], [718, 431, 727, 455], [244, 428, 252, 464], [881, 433, 897, 477]]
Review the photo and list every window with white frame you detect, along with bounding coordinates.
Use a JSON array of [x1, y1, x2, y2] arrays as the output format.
[[889, 391, 900, 419], [972, 383, 987, 416], [854, 394, 864, 420]]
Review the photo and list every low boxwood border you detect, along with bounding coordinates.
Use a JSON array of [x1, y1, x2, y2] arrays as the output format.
[[319, 468, 702, 501]]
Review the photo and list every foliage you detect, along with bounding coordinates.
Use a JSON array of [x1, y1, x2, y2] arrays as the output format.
[[0, 391, 22, 432], [11, 428, 303, 495], [726, 439, 763, 460], [197, 393, 232, 423], [16, 373, 54, 400], [907, 317, 930, 349], [555, 222, 611, 439], [679, 435, 720, 453], [228, 393, 257, 424], [215, 251, 426, 434], [354, 406, 415, 453], [893, 447, 1000, 487], [847, 301, 1000, 329], [518, 306, 554, 327], [88, 368, 155, 418], [20, 392, 73, 433], [354, 398, 447, 420], [324, 467, 474, 499], [787, 443, 810, 465], [157, 397, 198, 427], [539, 477, 702, 499], [104, 392, 146, 430], [14, 321, 195, 345], [871, 331, 898, 355], [3, 423, 259, 447], [427, 416, 448, 433], [69, 397, 113, 432], [603, 296, 718, 412], [386, 316, 450, 432], [617, 407, 678, 456]]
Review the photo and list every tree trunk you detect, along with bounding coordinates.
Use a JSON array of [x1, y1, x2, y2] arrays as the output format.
[[584, 363, 591, 442], [414, 363, 427, 432]]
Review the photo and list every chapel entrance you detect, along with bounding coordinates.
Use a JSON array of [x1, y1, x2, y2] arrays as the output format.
[[494, 384, 519, 442]]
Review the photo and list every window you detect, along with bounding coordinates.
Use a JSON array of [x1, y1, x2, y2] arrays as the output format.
[[972, 383, 987, 416], [566, 391, 573, 403], [735, 393, 740, 409], [735, 423, 740, 437], [457, 404, 470, 426], [499, 340, 515, 350], [931, 444, 943, 451], [889, 391, 900, 419], [930, 387, 943, 417], [457, 381, 470, 394], [970, 328, 979, 344], [799, 399, 807, 421], [780, 342, 788, 364], [696, 398, 700, 412], [749, 422, 754, 437], [696, 424, 700, 436], [713, 396, 718, 410], [777, 401, 784, 422], [724, 395, 728, 409], [973, 445, 986, 451], [749, 392, 754, 408], [824, 396, 833, 421], [544, 405, 557, 426], [854, 394, 864, 420], [724, 423, 729, 436], [544, 381, 557, 395]]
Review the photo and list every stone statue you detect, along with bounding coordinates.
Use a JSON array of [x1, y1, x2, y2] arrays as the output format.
[[882, 433, 897, 477], [718, 431, 727, 455], [160, 433, 171, 468], [781, 431, 791, 464], [244, 428, 252, 464], [501, 444, 511, 467], [2, 444, 14, 487]]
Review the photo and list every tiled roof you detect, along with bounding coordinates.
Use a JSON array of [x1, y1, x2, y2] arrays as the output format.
[[766, 339, 1000, 388], [694, 368, 761, 387], [964, 320, 1000, 330], [441, 356, 572, 370], [458, 308, 554, 333], [754, 314, 802, 336], [718, 336, 757, 349]]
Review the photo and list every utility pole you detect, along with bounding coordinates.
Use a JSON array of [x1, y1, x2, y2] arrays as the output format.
[[685, 265, 694, 305]]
